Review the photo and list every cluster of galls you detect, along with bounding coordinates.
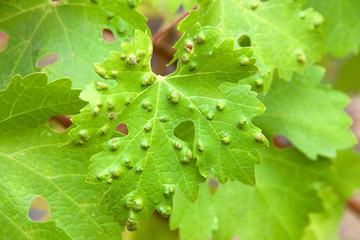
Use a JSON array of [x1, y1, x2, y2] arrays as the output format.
[[119, 47, 152, 69], [253, 71, 271, 90], [74, 71, 158, 146], [96, 158, 144, 186], [296, 49, 306, 64], [96, 162, 124, 185], [166, 88, 266, 147], [95, 67, 120, 80], [73, 129, 89, 146], [172, 140, 194, 164], [73, 83, 118, 146], [295, 8, 324, 64], [123, 185, 174, 231], [180, 32, 206, 71], [299, 8, 324, 29], [126, 209, 142, 231], [125, 204, 172, 231], [95, 48, 152, 80]]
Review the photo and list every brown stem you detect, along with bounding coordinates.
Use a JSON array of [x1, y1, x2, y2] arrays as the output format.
[[152, 5, 198, 44], [348, 198, 360, 217]]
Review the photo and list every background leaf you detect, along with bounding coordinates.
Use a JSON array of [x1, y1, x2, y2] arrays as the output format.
[[0, 0, 148, 89], [0, 73, 124, 239], [302, 149, 360, 240], [152, 0, 196, 12], [305, 0, 360, 57], [333, 54, 360, 94], [170, 146, 332, 240], [254, 66, 356, 159], [178, 0, 324, 90]]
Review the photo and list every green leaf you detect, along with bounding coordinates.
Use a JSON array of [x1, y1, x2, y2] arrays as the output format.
[[304, 0, 360, 57], [254, 66, 356, 160], [331, 149, 360, 200], [70, 26, 268, 229], [152, 0, 196, 12], [171, 147, 332, 240], [302, 187, 343, 240], [125, 213, 179, 240], [0, 73, 124, 239], [170, 181, 217, 240], [0, 73, 84, 131], [0, 0, 148, 89], [178, 0, 324, 88], [302, 149, 360, 240]]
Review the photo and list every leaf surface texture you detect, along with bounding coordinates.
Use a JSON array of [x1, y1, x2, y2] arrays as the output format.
[[171, 147, 331, 240], [70, 27, 268, 228], [0, 0, 148, 88], [0, 73, 124, 239]]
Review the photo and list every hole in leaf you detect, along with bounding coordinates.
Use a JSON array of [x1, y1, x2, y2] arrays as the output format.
[[28, 196, 51, 222], [36, 53, 58, 68], [102, 29, 116, 42], [116, 123, 129, 135], [174, 120, 195, 144], [272, 135, 293, 149], [237, 34, 251, 47], [47, 115, 73, 133], [0, 32, 9, 52], [208, 178, 219, 195]]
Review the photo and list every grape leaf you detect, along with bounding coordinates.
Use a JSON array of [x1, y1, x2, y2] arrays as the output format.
[[170, 181, 217, 240], [333, 53, 360, 94], [153, 0, 196, 12], [70, 26, 268, 229], [305, 0, 360, 57], [0, 0, 148, 89], [0, 73, 124, 239], [254, 66, 356, 160], [178, 0, 324, 90], [330, 149, 360, 200], [170, 146, 332, 240], [302, 149, 360, 240], [302, 187, 343, 240], [124, 213, 179, 240]]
